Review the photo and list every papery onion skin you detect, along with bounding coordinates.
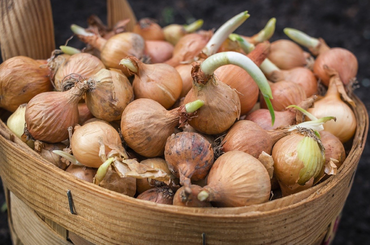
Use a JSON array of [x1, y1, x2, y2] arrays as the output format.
[[65, 164, 97, 183], [71, 120, 125, 168], [133, 18, 165, 41], [175, 64, 193, 98], [0, 56, 52, 112], [200, 151, 271, 207], [173, 185, 212, 207], [120, 98, 179, 157], [25, 81, 88, 143], [246, 109, 295, 130], [313, 48, 358, 86], [53, 53, 105, 91], [320, 131, 346, 169], [85, 68, 134, 122], [34, 140, 68, 170]]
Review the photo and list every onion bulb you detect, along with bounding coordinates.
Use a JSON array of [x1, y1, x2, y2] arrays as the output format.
[[164, 131, 214, 192], [85, 68, 134, 122], [272, 128, 325, 196], [0, 56, 52, 112], [145, 40, 174, 64], [173, 185, 212, 207], [119, 57, 182, 109], [34, 140, 68, 170], [120, 98, 204, 158], [71, 24, 145, 77], [175, 64, 193, 98], [197, 151, 271, 207], [71, 119, 127, 168], [221, 120, 289, 158], [6, 103, 32, 146], [133, 18, 165, 41], [65, 164, 97, 183], [25, 81, 89, 143], [53, 52, 105, 91], [308, 66, 356, 143], [184, 51, 274, 135], [137, 186, 175, 205], [163, 19, 204, 46]]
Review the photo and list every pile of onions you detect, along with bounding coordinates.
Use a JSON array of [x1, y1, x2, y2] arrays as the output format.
[[0, 56, 52, 112], [163, 19, 204, 46]]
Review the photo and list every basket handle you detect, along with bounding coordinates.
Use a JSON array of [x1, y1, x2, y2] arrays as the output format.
[[0, 0, 137, 61], [0, 0, 55, 61]]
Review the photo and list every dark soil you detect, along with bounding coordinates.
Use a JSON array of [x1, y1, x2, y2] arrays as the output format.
[[0, 0, 369, 244]]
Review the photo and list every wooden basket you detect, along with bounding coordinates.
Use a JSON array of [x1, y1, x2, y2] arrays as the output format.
[[0, 0, 368, 244]]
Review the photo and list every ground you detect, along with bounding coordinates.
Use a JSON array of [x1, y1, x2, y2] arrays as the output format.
[[0, 0, 369, 244]]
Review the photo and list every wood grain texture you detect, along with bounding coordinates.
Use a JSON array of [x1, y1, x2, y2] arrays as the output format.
[[107, 0, 137, 32], [0, 96, 367, 245], [0, 0, 55, 61]]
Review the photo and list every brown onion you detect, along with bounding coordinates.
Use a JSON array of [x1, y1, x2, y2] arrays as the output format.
[[34, 140, 68, 170], [175, 64, 193, 98], [85, 68, 134, 121], [221, 120, 289, 158], [163, 19, 204, 46], [72, 24, 145, 77], [308, 66, 356, 143], [164, 131, 214, 191], [164, 31, 213, 67], [214, 41, 270, 115], [120, 98, 204, 157], [313, 48, 358, 86], [260, 80, 307, 111], [267, 39, 308, 70], [77, 103, 94, 125], [173, 185, 211, 207], [25, 81, 89, 143], [145, 40, 174, 64], [0, 56, 52, 112], [119, 56, 182, 109], [272, 128, 325, 196], [197, 151, 271, 207], [65, 164, 97, 183], [133, 18, 165, 41], [137, 186, 175, 205], [53, 52, 105, 91], [71, 119, 127, 168]]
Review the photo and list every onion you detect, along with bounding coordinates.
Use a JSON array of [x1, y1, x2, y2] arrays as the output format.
[[144, 40, 174, 64], [65, 164, 97, 183], [241, 17, 276, 44], [284, 28, 358, 86], [272, 128, 325, 196], [164, 131, 214, 192], [197, 151, 271, 207], [260, 59, 318, 97], [34, 140, 68, 170], [221, 120, 289, 158], [267, 39, 308, 70], [25, 81, 89, 143], [184, 51, 274, 135], [77, 103, 94, 125], [260, 80, 307, 111], [133, 18, 165, 41], [173, 185, 212, 207], [214, 41, 270, 115], [53, 52, 105, 91], [119, 57, 182, 109], [120, 98, 204, 157], [71, 24, 145, 77], [71, 119, 127, 168], [137, 186, 175, 205], [175, 64, 193, 98], [85, 68, 134, 122], [163, 19, 204, 46], [6, 103, 34, 147], [0, 56, 52, 112], [308, 66, 356, 143], [164, 31, 212, 67]]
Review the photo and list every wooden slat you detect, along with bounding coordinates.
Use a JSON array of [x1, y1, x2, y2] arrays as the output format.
[[0, 0, 55, 61], [106, 0, 137, 32]]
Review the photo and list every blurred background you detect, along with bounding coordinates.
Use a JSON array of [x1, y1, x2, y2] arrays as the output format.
[[0, 0, 369, 244]]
